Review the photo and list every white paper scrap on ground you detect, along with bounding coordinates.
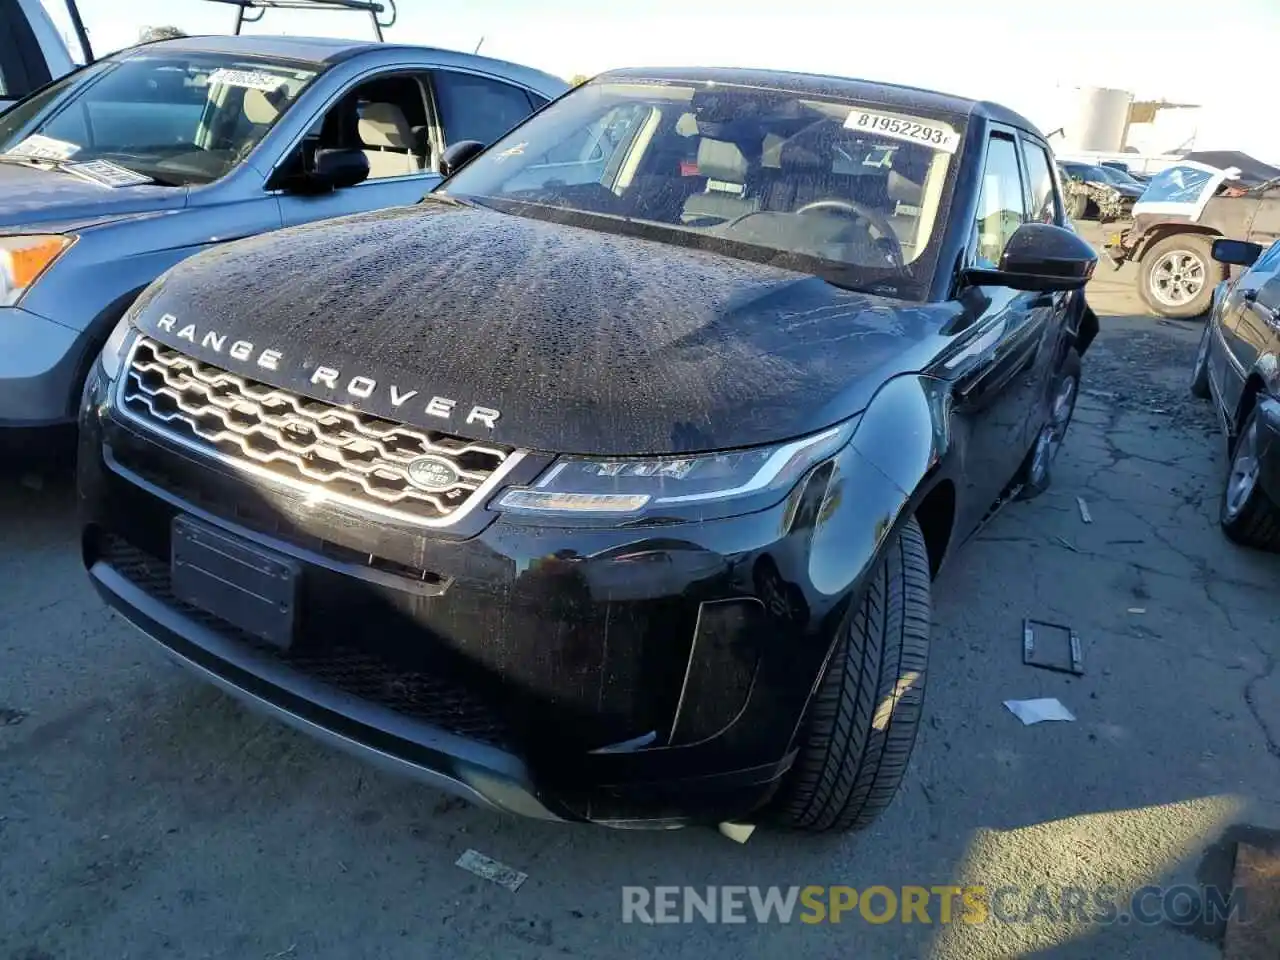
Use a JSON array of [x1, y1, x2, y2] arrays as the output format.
[[455, 848, 528, 892], [1003, 698, 1076, 725]]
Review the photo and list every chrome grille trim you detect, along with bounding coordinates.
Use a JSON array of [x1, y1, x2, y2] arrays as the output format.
[[114, 336, 525, 528]]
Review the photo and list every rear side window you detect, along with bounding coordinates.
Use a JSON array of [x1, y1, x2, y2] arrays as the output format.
[[433, 71, 534, 148], [973, 135, 1026, 266], [1022, 141, 1060, 224]]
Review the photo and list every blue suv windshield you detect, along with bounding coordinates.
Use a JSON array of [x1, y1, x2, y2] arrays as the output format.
[[0, 53, 319, 185]]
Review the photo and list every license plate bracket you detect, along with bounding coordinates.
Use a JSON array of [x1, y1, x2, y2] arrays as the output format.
[[171, 515, 300, 650]]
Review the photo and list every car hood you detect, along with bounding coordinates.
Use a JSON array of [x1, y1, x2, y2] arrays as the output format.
[[130, 203, 952, 455], [0, 160, 185, 231]]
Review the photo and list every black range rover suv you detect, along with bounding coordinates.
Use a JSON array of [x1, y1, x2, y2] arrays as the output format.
[[79, 68, 1098, 832]]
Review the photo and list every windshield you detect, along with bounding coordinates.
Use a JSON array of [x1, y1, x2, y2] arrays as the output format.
[[1093, 166, 1135, 186], [0, 53, 319, 185], [441, 78, 965, 296]]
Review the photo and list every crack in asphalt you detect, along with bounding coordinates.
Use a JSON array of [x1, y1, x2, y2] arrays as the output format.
[[1076, 355, 1280, 763]]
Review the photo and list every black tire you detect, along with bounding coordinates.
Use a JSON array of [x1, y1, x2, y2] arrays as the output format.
[[774, 516, 931, 833], [1220, 408, 1280, 550], [1138, 234, 1220, 319], [1190, 320, 1213, 399], [1017, 348, 1082, 500]]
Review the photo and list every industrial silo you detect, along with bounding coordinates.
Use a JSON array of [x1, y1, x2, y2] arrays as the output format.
[[1068, 87, 1134, 152]]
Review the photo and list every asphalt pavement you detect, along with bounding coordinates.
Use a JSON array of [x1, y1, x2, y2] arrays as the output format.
[[2, 227, 1279, 959]]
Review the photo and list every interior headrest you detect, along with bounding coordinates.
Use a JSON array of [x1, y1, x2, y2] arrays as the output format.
[[242, 88, 283, 126], [777, 136, 830, 171], [696, 139, 748, 183], [358, 102, 413, 149], [887, 170, 923, 205]]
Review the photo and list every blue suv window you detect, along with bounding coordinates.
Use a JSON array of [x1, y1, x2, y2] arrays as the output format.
[[433, 71, 534, 148]]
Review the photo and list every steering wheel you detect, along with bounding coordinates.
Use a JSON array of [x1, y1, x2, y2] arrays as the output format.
[[794, 199, 904, 267]]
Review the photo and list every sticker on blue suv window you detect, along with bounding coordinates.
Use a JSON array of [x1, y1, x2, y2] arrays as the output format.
[[843, 110, 960, 153], [207, 68, 287, 91]]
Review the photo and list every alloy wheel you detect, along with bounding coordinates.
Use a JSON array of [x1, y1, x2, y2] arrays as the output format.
[[1149, 250, 1207, 308], [1225, 416, 1262, 519]]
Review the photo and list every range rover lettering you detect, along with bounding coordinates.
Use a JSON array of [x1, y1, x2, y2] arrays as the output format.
[[80, 68, 1098, 832]]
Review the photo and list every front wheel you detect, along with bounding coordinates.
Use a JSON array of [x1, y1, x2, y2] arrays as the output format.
[[773, 517, 931, 833], [1139, 235, 1218, 319], [1220, 408, 1280, 551], [1017, 348, 1081, 500]]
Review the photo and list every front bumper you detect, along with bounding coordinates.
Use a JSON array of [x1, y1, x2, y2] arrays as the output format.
[[0, 305, 85, 428], [78, 362, 893, 826]]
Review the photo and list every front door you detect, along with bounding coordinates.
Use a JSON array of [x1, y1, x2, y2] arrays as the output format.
[[949, 130, 1050, 535], [1217, 241, 1280, 415]]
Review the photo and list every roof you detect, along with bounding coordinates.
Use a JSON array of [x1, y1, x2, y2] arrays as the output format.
[[128, 34, 380, 64], [113, 35, 569, 95], [598, 66, 1044, 137]]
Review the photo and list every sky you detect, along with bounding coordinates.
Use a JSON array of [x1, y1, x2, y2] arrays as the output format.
[[40, 0, 1280, 162]]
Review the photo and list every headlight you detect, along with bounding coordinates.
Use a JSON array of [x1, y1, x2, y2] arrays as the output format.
[[0, 235, 74, 306], [100, 316, 136, 381], [495, 421, 857, 518]]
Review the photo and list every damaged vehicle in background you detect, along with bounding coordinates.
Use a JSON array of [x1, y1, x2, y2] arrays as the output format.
[[0, 33, 565, 456], [80, 68, 1099, 833], [1189, 236, 1280, 550], [1058, 160, 1143, 222], [1106, 157, 1280, 318]]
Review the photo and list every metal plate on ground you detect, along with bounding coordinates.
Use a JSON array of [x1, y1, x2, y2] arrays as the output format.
[[171, 515, 300, 650], [1022, 618, 1084, 675]]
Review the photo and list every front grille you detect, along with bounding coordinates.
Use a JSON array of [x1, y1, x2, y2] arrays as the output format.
[[98, 533, 514, 747], [117, 337, 517, 525]]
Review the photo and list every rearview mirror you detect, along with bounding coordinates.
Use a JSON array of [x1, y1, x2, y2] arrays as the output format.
[[309, 148, 369, 190], [440, 140, 486, 178], [964, 222, 1098, 293], [1211, 238, 1262, 268]]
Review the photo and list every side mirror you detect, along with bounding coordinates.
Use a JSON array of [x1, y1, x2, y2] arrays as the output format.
[[309, 148, 369, 190], [440, 140, 486, 178], [964, 222, 1098, 293], [1211, 237, 1262, 268]]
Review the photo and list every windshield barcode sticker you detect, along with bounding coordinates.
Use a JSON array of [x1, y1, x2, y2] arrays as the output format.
[[843, 110, 961, 154], [207, 68, 286, 91], [5, 134, 80, 161], [63, 160, 153, 188]]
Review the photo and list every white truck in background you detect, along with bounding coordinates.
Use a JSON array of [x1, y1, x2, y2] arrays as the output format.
[[0, 0, 82, 109]]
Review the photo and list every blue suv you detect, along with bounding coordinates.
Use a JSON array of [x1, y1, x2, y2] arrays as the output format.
[[0, 34, 565, 453]]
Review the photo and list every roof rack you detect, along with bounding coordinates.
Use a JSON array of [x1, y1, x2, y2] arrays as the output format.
[[203, 0, 398, 42]]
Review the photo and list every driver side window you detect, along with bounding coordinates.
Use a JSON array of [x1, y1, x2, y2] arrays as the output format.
[[281, 72, 433, 185], [973, 134, 1026, 267]]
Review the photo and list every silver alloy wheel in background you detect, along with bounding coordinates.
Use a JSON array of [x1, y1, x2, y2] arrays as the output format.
[[1030, 373, 1078, 482], [1149, 249, 1207, 308], [1225, 415, 1262, 519]]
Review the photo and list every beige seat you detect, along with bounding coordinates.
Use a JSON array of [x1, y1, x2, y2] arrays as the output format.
[[358, 102, 421, 178], [242, 88, 283, 127]]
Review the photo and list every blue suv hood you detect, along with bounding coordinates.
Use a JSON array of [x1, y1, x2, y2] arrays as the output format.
[[0, 160, 186, 232]]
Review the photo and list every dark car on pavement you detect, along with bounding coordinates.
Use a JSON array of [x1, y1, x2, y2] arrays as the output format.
[[0, 34, 565, 455], [1058, 160, 1143, 223], [79, 67, 1099, 832], [1107, 158, 1280, 319], [1190, 237, 1280, 549]]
